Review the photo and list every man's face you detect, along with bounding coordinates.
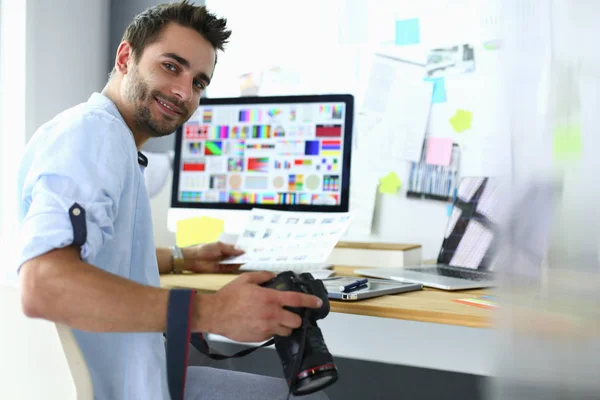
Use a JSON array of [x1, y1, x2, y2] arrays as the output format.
[[122, 23, 216, 138]]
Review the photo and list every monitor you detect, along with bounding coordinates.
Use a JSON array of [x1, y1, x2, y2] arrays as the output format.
[[167, 94, 354, 234]]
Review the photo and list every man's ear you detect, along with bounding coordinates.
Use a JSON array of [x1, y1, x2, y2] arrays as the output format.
[[115, 41, 133, 75]]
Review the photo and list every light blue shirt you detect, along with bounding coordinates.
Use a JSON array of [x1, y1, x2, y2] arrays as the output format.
[[17, 93, 169, 400]]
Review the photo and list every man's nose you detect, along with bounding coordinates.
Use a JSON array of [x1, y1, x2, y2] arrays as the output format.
[[170, 76, 193, 103]]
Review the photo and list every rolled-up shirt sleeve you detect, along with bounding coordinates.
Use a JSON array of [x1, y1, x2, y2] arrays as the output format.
[[18, 114, 131, 267]]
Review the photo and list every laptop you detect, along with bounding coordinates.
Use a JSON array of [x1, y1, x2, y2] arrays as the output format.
[[357, 177, 505, 290]]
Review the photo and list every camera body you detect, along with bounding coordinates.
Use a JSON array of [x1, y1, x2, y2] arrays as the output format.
[[261, 271, 338, 396]]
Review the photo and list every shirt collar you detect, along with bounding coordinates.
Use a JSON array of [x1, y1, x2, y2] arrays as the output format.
[[88, 93, 147, 167]]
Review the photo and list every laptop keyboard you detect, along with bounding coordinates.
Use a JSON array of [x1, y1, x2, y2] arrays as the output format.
[[405, 266, 492, 281]]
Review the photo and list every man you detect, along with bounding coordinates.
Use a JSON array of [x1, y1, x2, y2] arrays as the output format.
[[17, 2, 328, 399]]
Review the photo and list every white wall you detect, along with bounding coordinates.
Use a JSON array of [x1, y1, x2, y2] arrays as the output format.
[[0, 0, 27, 282], [0, 0, 110, 282], [171, 0, 505, 259], [25, 0, 110, 140]]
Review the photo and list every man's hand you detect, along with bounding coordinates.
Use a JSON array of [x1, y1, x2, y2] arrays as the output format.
[[182, 242, 244, 274], [194, 271, 323, 343]]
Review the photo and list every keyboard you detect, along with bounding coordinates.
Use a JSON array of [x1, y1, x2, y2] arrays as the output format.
[[239, 262, 334, 274], [405, 266, 492, 281]]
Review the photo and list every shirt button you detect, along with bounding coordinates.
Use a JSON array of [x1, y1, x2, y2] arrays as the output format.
[[72, 207, 81, 216]]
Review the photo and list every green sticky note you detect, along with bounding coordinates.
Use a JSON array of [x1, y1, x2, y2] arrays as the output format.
[[176, 216, 224, 248], [449, 109, 473, 133], [379, 172, 402, 195], [553, 123, 582, 161], [483, 39, 503, 50]]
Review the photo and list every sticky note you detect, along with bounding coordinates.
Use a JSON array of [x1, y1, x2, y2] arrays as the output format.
[[446, 204, 453, 216], [176, 217, 224, 248], [483, 39, 503, 50], [553, 123, 582, 161], [425, 77, 447, 104], [379, 172, 402, 195], [425, 137, 453, 166], [449, 109, 473, 133], [395, 19, 420, 46]]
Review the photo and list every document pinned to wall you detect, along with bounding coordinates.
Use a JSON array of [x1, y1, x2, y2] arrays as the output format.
[[221, 209, 353, 264], [384, 78, 433, 162], [358, 54, 431, 164], [348, 162, 378, 235]]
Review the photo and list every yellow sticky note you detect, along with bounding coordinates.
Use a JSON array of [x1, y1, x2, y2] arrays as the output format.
[[176, 217, 224, 248], [553, 123, 582, 161], [379, 172, 402, 195], [449, 109, 473, 133]]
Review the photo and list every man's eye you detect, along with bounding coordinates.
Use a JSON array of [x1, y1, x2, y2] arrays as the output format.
[[193, 80, 205, 90], [164, 63, 177, 72]]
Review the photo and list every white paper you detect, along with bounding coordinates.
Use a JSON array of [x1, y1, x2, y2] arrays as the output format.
[[384, 79, 433, 162], [361, 57, 399, 113], [348, 175, 378, 235], [221, 209, 353, 264], [347, 149, 378, 235]]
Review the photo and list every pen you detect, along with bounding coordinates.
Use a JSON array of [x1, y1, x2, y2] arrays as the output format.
[[343, 283, 368, 293], [340, 278, 368, 292]]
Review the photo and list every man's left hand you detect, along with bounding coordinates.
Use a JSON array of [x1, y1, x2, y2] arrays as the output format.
[[182, 242, 244, 274]]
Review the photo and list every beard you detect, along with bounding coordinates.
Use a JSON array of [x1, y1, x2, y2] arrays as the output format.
[[123, 65, 193, 138]]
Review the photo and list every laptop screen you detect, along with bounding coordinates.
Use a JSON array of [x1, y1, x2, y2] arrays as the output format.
[[437, 177, 505, 270]]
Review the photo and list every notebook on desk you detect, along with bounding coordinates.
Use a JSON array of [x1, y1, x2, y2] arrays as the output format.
[[357, 177, 504, 290]]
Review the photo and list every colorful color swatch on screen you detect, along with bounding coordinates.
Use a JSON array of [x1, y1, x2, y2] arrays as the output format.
[[228, 158, 244, 172], [250, 125, 271, 138], [278, 193, 299, 205], [247, 143, 275, 150], [185, 123, 206, 139], [323, 175, 340, 191], [268, 108, 282, 118], [204, 141, 223, 155], [247, 157, 269, 172], [180, 191, 202, 202], [261, 193, 277, 204], [288, 174, 304, 191], [182, 162, 205, 172], [305, 140, 320, 155], [188, 142, 202, 154], [227, 141, 245, 156], [316, 125, 342, 137], [239, 109, 263, 123], [294, 159, 312, 166], [321, 140, 341, 156], [274, 160, 292, 169], [202, 109, 213, 123]]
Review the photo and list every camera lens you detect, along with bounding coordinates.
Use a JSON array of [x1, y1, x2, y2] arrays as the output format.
[[294, 363, 338, 396], [275, 324, 338, 396]]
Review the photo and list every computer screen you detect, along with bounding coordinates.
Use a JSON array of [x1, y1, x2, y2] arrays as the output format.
[[171, 94, 353, 213], [438, 177, 507, 270]]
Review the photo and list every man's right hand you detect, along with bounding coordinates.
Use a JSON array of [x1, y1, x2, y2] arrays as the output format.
[[194, 271, 323, 342]]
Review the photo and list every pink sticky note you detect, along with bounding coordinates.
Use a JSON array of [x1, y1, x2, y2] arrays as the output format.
[[425, 137, 453, 166]]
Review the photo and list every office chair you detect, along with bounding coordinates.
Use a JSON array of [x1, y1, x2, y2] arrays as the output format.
[[0, 283, 94, 400]]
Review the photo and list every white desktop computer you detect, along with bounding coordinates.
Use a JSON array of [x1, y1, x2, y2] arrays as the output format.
[[167, 94, 354, 237]]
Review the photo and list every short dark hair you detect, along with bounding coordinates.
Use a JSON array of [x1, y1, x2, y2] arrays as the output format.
[[110, 1, 231, 78]]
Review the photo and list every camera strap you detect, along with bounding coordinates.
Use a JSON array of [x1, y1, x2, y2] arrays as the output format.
[[166, 289, 275, 400]]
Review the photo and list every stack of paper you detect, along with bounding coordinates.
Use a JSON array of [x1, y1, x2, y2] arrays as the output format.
[[221, 209, 353, 264]]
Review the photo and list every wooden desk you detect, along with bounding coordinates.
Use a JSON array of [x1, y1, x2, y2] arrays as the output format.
[[160, 266, 491, 328], [160, 266, 496, 375]]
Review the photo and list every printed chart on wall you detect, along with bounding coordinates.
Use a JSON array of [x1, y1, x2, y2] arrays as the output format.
[[221, 208, 353, 264], [177, 100, 348, 207]]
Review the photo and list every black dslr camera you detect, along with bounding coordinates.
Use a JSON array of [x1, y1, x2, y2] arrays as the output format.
[[262, 271, 338, 396]]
